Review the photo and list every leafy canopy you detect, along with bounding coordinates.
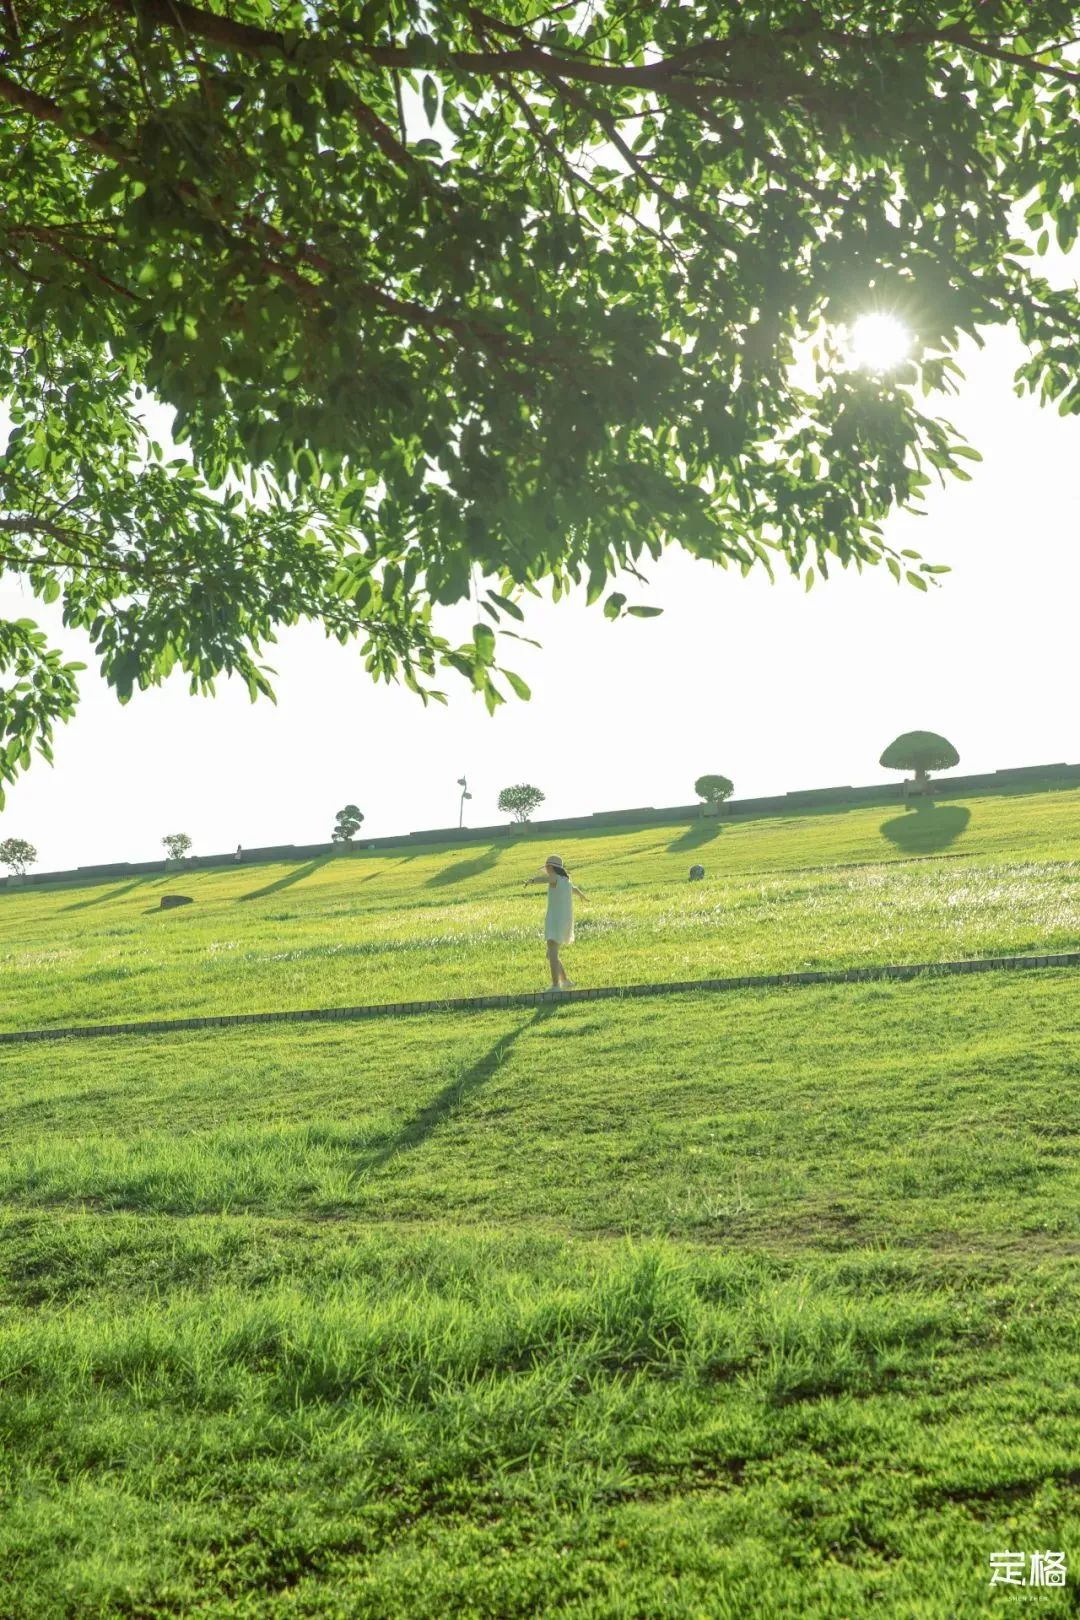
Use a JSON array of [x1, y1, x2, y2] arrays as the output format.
[[162, 832, 193, 860], [333, 804, 365, 842], [0, 837, 37, 875], [498, 783, 546, 822], [695, 774, 735, 804], [1, 1, 1078, 802], [880, 731, 961, 773]]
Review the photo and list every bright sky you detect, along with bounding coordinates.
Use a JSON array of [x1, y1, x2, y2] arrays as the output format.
[[2, 257, 1078, 871]]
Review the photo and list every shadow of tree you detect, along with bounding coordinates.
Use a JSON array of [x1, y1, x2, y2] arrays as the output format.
[[59, 878, 148, 912], [238, 856, 332, 903], [880, 803, 972, 854], [667, 819, 726, 854], [425, 845, 503, 888], [356, 1008, 552, 1178]]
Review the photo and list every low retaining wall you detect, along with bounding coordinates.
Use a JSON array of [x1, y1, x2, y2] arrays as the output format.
[[11, 762, 1080, 889], [3, 951, 1077, 1046]]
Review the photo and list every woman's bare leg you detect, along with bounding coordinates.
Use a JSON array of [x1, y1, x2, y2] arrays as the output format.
[[546, 940, 563, 987]]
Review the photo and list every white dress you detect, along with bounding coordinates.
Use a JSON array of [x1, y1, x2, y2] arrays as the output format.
[[544, 874, 574, 945]]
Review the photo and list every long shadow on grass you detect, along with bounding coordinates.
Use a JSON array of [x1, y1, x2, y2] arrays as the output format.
[[59, 878, 149, 912], [667, 819, 726, 854], [238, 856, 332, 903], [356, 1007, 554, 1178], [425, 845, 503, 888], [880, 803, 972, 854]]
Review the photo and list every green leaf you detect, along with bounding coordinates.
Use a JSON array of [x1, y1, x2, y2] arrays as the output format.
[[502, 669, 531, 700], [486, 590, 524, 621], [421, 74, 439, 127], [472, 623, 496, 663], [626, 605, 663, 617]]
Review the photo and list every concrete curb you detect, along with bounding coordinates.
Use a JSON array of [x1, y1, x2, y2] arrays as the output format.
[[2, 951, 1079, 1047]]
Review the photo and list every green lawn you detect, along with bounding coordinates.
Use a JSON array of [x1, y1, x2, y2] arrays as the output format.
[[3, 784, 1079, 1031], [2, 971, 1079, 1617]]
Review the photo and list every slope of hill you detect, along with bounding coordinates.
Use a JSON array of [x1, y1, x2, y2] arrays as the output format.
[[1, 785, 1078, 1616], [2, 785, 1079, 1032]]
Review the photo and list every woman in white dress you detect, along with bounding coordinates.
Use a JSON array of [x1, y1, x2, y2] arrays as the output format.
[[523, 853, 586, 990]]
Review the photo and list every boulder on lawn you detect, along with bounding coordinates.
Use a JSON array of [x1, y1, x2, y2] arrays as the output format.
[[160, 894, 194, 910], [688, 864, 705, 882]]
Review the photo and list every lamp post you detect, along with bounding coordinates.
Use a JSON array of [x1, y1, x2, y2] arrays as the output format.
[[457, 776, 472, 828]]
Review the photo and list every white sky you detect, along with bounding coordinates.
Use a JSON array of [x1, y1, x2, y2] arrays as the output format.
[[2, 265, 1078, 870]]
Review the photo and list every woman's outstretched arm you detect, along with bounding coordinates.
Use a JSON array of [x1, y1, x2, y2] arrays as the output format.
[[571, 883, 586, 898]]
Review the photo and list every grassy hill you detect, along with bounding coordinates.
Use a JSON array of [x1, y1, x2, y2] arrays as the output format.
[[1, 785, 1078, 1617], [2, 783, 1080, 1031]]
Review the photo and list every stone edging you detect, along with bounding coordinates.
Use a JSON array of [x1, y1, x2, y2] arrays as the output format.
[[2, 952, 1078, 1046]]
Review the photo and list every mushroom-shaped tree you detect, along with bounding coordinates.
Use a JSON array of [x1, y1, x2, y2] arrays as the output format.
[[879, 732, 959, 792], [694, 774, 734, 814]]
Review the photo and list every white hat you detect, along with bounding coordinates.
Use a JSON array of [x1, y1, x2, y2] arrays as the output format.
[[545, 853, 563, 867]]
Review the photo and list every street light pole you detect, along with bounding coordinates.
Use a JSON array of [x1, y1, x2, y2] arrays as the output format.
[[457, 776, 472, 828]]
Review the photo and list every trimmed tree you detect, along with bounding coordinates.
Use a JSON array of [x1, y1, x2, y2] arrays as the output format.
[[162, 833, 193, 862], [879, 733, 960, 790], [498, 785, 546, 824], [1, 7, 1079, 798], [695, 775, 735, 814], [333, 805, 365, 845], [0, 837, 37, 877]]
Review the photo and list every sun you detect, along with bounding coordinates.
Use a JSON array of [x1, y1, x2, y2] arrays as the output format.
[[848, 313, 912, 371]]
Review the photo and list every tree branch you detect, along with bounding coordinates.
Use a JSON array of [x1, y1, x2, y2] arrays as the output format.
[[0, 69, 548, 371], [107, 0, 283, 55], [505, 78, 670, 252], [0, 513, 159, 563], [7, 223, 139, 300], [123, 1, 1080, 92], [547, 74, 740, 250], [945, 31, 1080, 87], [0, 70, 128, 160], [88, 2, 1080, 103]]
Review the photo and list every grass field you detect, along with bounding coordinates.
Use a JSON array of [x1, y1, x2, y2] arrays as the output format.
[[2, 785, 1079, 1616], [2, 784, 1079, 1031]]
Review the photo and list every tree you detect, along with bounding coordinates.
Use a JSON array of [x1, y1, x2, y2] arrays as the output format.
[[2, 5, 1078, 801], [879, 732, 960, 789], [498, 784, 546, 824], [694, 774, 735, 811], [162, 832, 193, 861], [333, 804, 364, 844], [0, 837, 37, 877]]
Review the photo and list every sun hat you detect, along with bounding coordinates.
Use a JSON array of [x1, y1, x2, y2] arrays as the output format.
[[545, 853, 563, 867]]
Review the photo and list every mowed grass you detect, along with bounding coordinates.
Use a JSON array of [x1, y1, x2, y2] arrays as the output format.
[[2, 784, 1080, 1031], [2, 972, 1080, 1617]]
